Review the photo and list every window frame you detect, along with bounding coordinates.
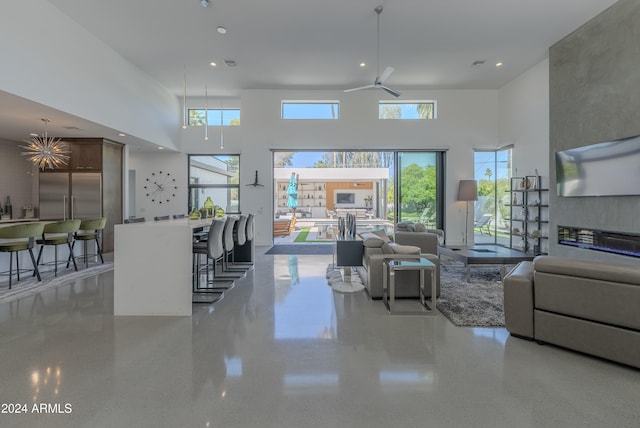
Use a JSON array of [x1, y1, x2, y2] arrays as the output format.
[[281, 101, 340, 120], [378, 100, 437, 120]]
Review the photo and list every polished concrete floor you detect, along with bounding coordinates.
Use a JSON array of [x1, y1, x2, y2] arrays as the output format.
[[0, 248, 639, 428]]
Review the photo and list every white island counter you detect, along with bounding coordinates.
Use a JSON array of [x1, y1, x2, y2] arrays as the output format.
[[114, 218, 212, 316]]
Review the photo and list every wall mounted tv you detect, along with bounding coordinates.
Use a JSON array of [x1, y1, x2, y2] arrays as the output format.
[[556, 134, 640, 197], [336, 193, 355, 204]]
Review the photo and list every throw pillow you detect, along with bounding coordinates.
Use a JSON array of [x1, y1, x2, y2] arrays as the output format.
[[396, 221, 416, 232], [414, 223, 427, 232], [369, 228, 391, 242], [360, 232, 386, 248]]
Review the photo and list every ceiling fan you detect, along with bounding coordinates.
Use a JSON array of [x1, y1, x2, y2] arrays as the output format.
[[344, 6, 401, 98]]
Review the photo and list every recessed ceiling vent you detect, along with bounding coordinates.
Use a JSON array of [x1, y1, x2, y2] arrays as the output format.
[[63, 126, 81, 130], [224, 59, 237, 67], [471, 60, 486, 66]]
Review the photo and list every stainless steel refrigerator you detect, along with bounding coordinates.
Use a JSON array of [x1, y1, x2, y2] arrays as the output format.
[[39, 172, 102, 220]]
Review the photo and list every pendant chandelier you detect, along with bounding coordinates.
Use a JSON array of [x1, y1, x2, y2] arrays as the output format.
[[21, 118, 71, 170]]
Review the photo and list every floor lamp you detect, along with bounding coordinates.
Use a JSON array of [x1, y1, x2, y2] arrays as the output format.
[[458, 180, 478, 246]]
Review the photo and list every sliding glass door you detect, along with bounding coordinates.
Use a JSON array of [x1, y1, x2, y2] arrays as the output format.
[[395, 151, 445, 230]]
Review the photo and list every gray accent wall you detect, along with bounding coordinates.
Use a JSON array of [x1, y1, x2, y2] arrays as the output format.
[[549, 0, 640, 266]]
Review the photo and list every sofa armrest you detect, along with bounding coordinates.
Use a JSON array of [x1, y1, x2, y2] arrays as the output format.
[[503, 261, 535, 339]]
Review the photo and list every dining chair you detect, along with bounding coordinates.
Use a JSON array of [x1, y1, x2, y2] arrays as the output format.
[[0, 222, 45, 288], [35, 219, 81, 276]]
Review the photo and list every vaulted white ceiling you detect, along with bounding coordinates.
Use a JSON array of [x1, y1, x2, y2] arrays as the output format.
[[0, 0, 619, 146]]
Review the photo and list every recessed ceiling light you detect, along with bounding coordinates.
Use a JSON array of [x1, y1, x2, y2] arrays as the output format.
[[210, 62, 217, 67], [496, 62, 504, 67], [360, 62, 366, 68], [217, 26, 227, 34], [158, 147, 164, 150]]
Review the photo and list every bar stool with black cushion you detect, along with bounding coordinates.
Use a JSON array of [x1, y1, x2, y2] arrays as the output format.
[[220, 217, 246, 278], [233, 213, 255, 268], [192, 219, 231, 303], [228, 215, 252, 271], [70, 217, 107, 269], [0, 222, 45, 289], [35, 219, 81, 277]]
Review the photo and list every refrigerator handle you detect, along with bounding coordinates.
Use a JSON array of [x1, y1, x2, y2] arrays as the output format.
[[71, 195, 75, 219], [63, 195, 67, 220]]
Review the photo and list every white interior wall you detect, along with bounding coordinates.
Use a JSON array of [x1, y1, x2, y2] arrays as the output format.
[[180, 89, 500, 246], [128, 152, 188, 220], [0, 0, 180, 150], [0, 139, 37, 218], [498, 58, 550, 181], [0, 0, 551, 247]]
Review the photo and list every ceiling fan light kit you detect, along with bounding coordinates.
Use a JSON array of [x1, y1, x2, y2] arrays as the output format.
[[345, 5, 401, 98]]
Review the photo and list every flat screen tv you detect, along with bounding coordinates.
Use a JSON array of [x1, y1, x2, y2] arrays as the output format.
[[556, 134, 640, 197], [336, 192, 355, 204]]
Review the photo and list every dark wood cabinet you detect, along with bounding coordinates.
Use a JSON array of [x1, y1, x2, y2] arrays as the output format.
[[69, 140, 102, 171]]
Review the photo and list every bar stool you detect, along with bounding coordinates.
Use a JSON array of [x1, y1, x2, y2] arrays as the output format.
[[154, 215, 170, 221], [228, 215, 251, 271], [0, 222, 45, 289], [69, 217, 107, 268], [233, 213, 255, 268], [35, 219, 81, 277], [192, 219, 230, 303], [220, 217, 246, 278]]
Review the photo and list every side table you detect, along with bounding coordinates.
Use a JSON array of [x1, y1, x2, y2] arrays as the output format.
[[383, 257, 437, 315], [335, 237, 363, 281]]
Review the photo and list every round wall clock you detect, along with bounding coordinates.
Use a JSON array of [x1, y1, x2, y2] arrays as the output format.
[[144, 170, 178, 204]]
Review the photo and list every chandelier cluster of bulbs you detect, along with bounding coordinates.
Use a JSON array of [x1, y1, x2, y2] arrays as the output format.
[[21, 118, 71, 170]]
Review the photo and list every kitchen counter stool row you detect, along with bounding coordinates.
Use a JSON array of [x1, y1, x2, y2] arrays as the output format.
[[0, 217, 106, 289]]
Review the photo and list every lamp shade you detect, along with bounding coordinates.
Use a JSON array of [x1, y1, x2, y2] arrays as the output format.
[[457, 180, 478, 201]]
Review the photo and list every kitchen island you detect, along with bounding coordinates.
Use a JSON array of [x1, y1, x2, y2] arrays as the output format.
[[114, 218, 212, 316]]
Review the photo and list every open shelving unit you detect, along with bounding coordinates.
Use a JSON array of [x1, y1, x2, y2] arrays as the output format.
[[505, 175, 548, 255]]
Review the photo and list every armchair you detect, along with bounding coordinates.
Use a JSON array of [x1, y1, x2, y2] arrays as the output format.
[[355, 229, 440, 299]]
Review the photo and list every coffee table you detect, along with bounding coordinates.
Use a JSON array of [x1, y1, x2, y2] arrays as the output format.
[[438, 245, 534, 281]]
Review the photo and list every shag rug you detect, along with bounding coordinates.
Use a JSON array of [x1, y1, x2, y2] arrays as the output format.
[[266, 244, 334, 255], [325, 263, 365, 294], [437, 260, 508, 327], [0, 263, 114, 304]]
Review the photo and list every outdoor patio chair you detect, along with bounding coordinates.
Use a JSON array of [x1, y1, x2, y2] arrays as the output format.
[[475, 214, 492, 236]]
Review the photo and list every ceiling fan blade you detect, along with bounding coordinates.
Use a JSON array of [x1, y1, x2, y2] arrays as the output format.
[[380, 85, 401, 98], [344, 84, 376, 93], [377, 66, 394, 84]]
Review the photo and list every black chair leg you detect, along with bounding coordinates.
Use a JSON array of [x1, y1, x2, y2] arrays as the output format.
[[67, 242, 78, 271], [29, 248, 41, 282]]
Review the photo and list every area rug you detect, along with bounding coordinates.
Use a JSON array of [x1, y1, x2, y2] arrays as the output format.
[[0, 263, 114, 304], [436, 260, 507, 327], [265, 244, 334, 255], [325, 263, 365, 294]]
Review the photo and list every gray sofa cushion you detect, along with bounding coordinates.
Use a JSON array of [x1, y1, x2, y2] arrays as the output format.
[[381, 242, 421, 255]]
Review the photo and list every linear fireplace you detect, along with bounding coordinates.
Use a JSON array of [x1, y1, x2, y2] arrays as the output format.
[[558, 226, 640, 258]]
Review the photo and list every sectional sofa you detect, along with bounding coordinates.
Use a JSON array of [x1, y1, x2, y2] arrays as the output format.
[[504, 255, 640, 368]]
